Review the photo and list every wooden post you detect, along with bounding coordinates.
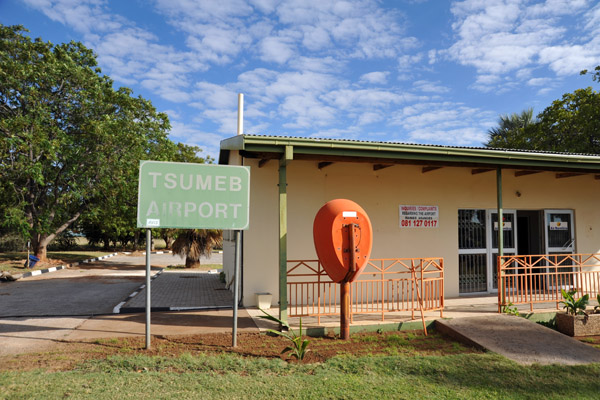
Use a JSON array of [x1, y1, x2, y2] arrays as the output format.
[[341, 223, 357, 340], [340, 281, 350, 340]]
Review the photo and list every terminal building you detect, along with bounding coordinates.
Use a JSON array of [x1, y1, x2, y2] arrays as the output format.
[[218, 134, 600, 320]]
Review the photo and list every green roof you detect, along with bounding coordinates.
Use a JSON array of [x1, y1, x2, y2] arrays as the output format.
[[219, 135, 600, 172]]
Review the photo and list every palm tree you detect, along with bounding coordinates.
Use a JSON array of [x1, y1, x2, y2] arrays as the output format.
[[486, 108, 537, 149], [172, 229, 223, 268]]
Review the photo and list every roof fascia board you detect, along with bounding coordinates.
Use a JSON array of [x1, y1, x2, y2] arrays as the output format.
[[224, 135, 600, 170], [220, 135, 246, 151]]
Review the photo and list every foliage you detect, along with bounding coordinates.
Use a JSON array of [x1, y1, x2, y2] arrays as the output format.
[[501, 302, 520, 316], [0, 25, 212, 256], [486, 68, 600, 154], [0, 25, 172, 258], [536, 317, 557, 330], [171, 229, 222, 268], [486, 108, 537, 149], [47, 230, 77, 251], [258, 309, 311, 360], [581, 65, 600, 83], [0, 230, 26, 252], [594, 294, 600, 314], [560, 289, 589, 316]]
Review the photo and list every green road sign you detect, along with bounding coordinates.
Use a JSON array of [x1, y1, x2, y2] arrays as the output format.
[[137, 161, 250, 230]]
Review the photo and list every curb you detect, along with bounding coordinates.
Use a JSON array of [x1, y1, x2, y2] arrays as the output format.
[[16, 252, 119, 279], [113, 269, 165, 314], [139, 251, 173, 255]]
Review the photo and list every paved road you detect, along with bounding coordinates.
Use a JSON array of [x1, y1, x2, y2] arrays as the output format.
[[0, 252, 222, 318], [0, 252, 231, 356]]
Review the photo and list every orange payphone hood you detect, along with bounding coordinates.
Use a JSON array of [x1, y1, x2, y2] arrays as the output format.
[[313, 199, 373, 283]]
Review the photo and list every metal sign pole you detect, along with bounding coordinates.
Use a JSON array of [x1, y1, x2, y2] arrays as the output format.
[[145, 228, 152, 349], [232, 230, 241, 347]]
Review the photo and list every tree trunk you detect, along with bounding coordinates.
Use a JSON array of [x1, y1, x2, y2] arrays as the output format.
[[33, 235, 49, 261], [185, 256, 200, 268], [163, 235, 173, 250], [31, 212, 81, 261], [133, 230, 140, 251]]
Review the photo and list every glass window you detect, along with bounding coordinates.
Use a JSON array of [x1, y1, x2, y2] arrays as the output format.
[[458, 209, 486, 249]]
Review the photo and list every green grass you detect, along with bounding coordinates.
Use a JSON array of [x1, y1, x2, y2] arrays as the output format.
[[0, 251, 111, 273], [2, 352, 600, 399]]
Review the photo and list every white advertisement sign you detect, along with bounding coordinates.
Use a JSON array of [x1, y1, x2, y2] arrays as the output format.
[[549, 221, 569, 230], [493, 221, 513, 231], [399, 205, 439, 228]]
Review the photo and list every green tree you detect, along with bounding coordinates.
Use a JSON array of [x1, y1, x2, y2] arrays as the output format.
[[530, 87, 600, 153], [172, 229, 223, 268], [581, 65, 600, 83], [486, 108, 537, 149], [486, 69, 600, 154], [0, 25, 172, 259]]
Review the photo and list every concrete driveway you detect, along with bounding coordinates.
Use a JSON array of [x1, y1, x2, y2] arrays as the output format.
[[0, 251, 228, 356], [0, 252, 221, 317]]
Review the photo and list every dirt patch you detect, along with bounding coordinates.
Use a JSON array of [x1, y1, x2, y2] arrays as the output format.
[[0, 330, 479, 372]]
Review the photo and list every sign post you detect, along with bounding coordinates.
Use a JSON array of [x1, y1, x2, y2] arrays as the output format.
[[137, 161, 250, 349], [145, 229, 151, 349]]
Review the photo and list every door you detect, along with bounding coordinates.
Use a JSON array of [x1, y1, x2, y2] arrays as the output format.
[[458, 209, 487, 294], [544, 210, 575, 289], [489, 210, 517, 292], [458, 209, 516, 294]]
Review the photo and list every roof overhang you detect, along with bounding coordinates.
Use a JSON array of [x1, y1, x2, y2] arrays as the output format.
[[219, 135, 600, 173]]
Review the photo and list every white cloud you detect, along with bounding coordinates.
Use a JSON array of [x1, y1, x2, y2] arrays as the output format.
[[280, 94, 337, 128], [444, 0, 600, 90], [359, 71, 389, 85], [413, 80, 450, 94], [168, 120, 226, 158], [259, 36, 296, 64], [398, 53, 423, 71], [391, 102, 495, 145], [301, 26, 332, 51], [24, 0, 122, 34], [539, 45, 600, 75], [527, 77, 551, 86], [323, 89, 412, 110]]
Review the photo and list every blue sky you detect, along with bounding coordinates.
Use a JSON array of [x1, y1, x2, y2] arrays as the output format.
[[2, 0, 600, 159]]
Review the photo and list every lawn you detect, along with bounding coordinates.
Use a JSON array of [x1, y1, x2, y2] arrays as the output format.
[[1, 331, 600, 399]]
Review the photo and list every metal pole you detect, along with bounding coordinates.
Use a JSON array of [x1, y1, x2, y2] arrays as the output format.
[[496, 167, 504, 307], [278, 158, 288, 326], [237, 94, 244, 135], [232, 230, 241, 347], [145, 228, 151, 349]]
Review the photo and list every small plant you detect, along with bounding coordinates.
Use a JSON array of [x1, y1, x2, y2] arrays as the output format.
[[560, 289, 589, 316], [258, 309, 310, 361], [536, 316, 557, 330], [501, 302, 520, 316], [594, 294, 600, 314]]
